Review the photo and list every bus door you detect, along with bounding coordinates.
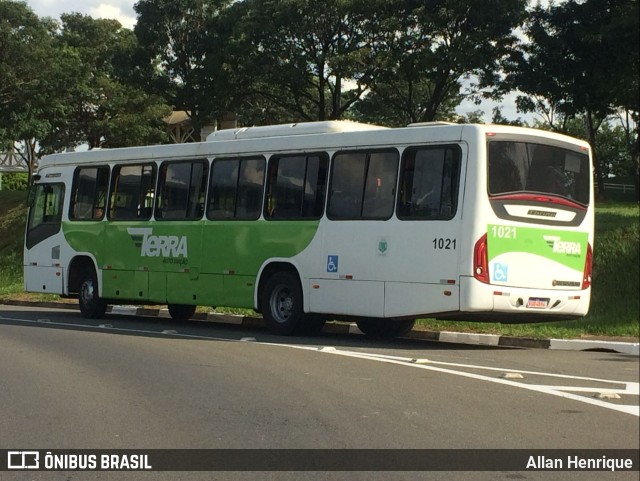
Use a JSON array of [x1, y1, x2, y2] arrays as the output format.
[[24, 182, 66, 294]]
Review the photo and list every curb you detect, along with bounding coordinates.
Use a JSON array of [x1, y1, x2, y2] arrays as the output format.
[[2, 300, 638, 356]]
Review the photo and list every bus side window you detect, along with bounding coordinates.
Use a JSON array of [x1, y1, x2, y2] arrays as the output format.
[[208, 160, 238, 219], [362, 151, 398, 219], [303, 154, 328, 218], [207, 157, 265, 220], [328, 149, 398, 220], [397, 145, 461, 220], [328, 152, 366, 219], [265, 153, 328, 220], [70, 166, 109, 221], [156, 160, 208, 220], [236, 158, 265, 219], [108, 164, 156, 221]]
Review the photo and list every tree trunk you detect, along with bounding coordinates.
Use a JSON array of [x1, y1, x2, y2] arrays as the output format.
[[332, 73, 342, 120], [317, 64, 326, 121], [22, 138, 37, 187], [585, 111, 606, 201], [633, 122, 640, 203]]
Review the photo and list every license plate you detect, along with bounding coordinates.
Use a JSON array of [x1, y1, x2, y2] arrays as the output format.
[[527, 297, 549, 309]]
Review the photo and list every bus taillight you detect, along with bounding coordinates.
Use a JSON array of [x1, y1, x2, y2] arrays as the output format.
[[582, 242, 593, 289], [474, 233, 489, 284]]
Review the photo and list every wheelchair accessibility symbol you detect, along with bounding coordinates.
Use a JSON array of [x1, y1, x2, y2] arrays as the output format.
[[493, 263, 508, 282], [327, 255, 339, 273]]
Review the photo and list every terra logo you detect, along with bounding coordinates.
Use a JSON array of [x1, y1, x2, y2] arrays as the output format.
[[127, 228, 187, 258], [543, 235, 581, 255]]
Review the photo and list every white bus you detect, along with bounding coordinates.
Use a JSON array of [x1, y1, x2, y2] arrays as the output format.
[[24, 121, 594, 337]]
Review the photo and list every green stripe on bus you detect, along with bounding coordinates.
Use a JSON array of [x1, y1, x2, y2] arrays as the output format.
[[488, 224, 588, 272], [63, 220, 320, 276]]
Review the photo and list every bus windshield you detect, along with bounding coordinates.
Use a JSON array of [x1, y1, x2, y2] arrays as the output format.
[[488, 140, 590, 206]]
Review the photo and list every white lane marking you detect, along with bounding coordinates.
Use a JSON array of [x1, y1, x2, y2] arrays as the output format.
[[343, 352, 635, 385], [532, 386, 633, 394], [0, 316, 228, 342], [260, 341, 640, 417], [2, 315, 637, 416]]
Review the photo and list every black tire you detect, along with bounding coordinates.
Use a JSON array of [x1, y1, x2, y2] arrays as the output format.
[[79, 269, 107, 319], [261, 271, 305, 335], [394, 319, 416, 337], [355, 318, 415, 338], [168, 304, 196, 321], [297, 314, 327, 336]]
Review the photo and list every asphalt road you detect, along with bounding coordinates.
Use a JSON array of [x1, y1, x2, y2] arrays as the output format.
[[0, 304, 638, 481]]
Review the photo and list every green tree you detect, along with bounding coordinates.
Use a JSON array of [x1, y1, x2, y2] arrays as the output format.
[[236, 0, 378, 122], [40, 14, 170, 151], [617, 110, 640, 200], [562, 118, 628, 179], [348, 80, 462, 127], [506, 0, 639, 198], [354, 0, 527, 125], [0, 1, 51, 140], [0, 1, 59, 179], [134, 0, 234, 139], [461, 109, 486, 124], [490, 107, 526, 127]]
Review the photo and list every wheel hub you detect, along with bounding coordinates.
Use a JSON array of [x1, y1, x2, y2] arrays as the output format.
[[271, 286, 293, 323]]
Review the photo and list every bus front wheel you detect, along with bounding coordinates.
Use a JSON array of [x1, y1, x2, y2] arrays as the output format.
[[355, 318, 415, 338], [261, 272, 304, 335], [79, 270, 107, 319], [168, 304, 196, 321]]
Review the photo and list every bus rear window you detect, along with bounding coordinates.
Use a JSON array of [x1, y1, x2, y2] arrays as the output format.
[[488, 141, 590, 206]]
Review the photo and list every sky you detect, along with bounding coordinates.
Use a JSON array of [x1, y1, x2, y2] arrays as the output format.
[[27, 0, 137, 29], [25, 0, 527, 123]]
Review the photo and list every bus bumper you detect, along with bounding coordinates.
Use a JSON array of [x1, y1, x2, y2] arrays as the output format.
[[458, 276, 591, 322]]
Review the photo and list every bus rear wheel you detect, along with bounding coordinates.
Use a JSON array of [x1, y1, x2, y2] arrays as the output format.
[[168, 304, 196, 321], [297, 314, 327, 336], [79, 270, 107, 319], [355, 318, 415, 338]]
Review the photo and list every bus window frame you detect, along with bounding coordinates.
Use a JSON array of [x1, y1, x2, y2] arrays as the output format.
[[107, 163, 157, 221], [206, 156, 266, 221], [264, 152, 329, 221], [326, 148, 399, 221], [69, 165, 110, 221], [396, 144, 462, 221], [25, 182, 65, 249], [155, 158, 209, 221], [485, 135, 591, 208]]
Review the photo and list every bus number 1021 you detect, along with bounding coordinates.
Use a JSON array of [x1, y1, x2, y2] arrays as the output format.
[[491, 225, 517, 239], [433, 238, 456, 250]]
